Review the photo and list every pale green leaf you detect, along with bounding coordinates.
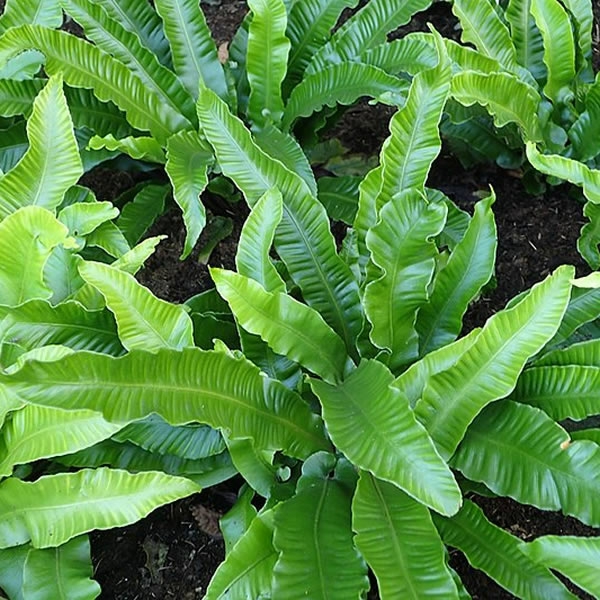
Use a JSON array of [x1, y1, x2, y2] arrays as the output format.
[[58, 201, 118, 239], [2, 348, 330, 459], [353, 471, 459, 599], [0, 405, 120, 478], [415, 266, 573, 459], [212, 269, 348, 383], [365, 191, 447, 369], [0, 468, 200, 548], [0, 207, 72, 306], [0, 544, 27, 600], [311, 360, 461, 516], [154, 0, 228, 101], [0, 0, 62, 30], [236, 188, 286, 293], [87, 134, 165, 163], [0, 76, 81, 219], [165, 130, 213, 259], [22, 536, 100, 600], [78, 260, 194, 352]]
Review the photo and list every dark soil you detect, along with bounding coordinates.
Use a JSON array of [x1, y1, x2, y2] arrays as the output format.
[[3, 1, 600, 598]]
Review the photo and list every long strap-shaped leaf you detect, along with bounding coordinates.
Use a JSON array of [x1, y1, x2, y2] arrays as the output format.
[[560, 0, 594, 80], [78, 260, 195, 352], [353, 471, 459, 599], [0, 25, 186, 143], [523, 535, 600, 598], [60, 0, 196, 126], [530, 0, 576, 104], [0, 299, 123, 357], [272, 453, 369, 600], [247, 0, 290, 128], [154, 0, 228, 102], [0, 405, 120, 478], [452, 0, 519, 71], [511, 364, 600, 421], [2, 347, 329, 459], [415, 266, 573, 459], [165, 130, 213, 259], [452, 400, 600, 527], [433, 499, 574, 599], [307, 0, 433, 74], [212, 269, 347, 383], [94, 0, 171, 67], [365, 190, 447, 369], [354, 36, 450, 271], [505, 0, 546, 81], [416, 194, 496, 355], [23, 536, 101, 600], [284, 0, 357, 93], [0, 78, 44, 117], [197, 87, 363, 355], [0, 76, 81, 219], [311, 360, 461, 516], [0, 207, 72, 306], [205, 511, 277, 600], [0, 468, 199, 548], [0, 0, 62, 31], [568, 76, 600, 162]]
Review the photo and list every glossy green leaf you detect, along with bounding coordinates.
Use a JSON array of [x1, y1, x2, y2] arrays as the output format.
[[247, 0, 289, 128], [165, 130, 213, 259], [0, 207, 72, 306], [312, 360, 461, 516], [5, 345, 75, 375], [87, 134, 165, 163], [197, 87, 363, 355], [220, 486, 258, 554], [415, 266, 573, 459], [0, 299, 122, 358], [154, 0, 228, 101], [0, 49, 44, 80], [353, 471, 459, 599], [505, 0, 546, 81], [0, 76, 81, 219], [579, 201, 600, 269], [78, 260, 194, 352], [530, 0, 576, 104], [22, 536, 101, 600], [453, 400, 600, 527], [0, 121, 27, 174], [434, 499, 573, 599], [0, 468, 199, 548], [3, 348, 329, 459], [60, 0, 196, 125], [526, 142, 600, 202], [283, 62, 409, 129], [212, 269, 348, 383], [284, 0, 358, 91], [0, 78, 44, 117], [569, 75, 600, 161], [272, 454, 369, 599], [205, 510, 276, 600], [562, 0, 594, 79], [536, 339, 600, 367], [236, 188, 286, 293], [0, 25, 185, 142], [0, 405, 120, 478], [417, 194, 496, 355], [0, 0, 62, 30], [452, 0, 519, 70], [523, 535, 600, 597], [307, 0, 433, 73], [0, 544, 27, 600], [451, 71, 542, 142], [365, 191, 447, 369], [512, 364, 600, 421], [394, 329, 481, 408], [93, 0, 171, 67]]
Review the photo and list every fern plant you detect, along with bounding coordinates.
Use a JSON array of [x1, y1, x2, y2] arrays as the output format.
[[0, 0, 445, 258], [3, 40, 600, 599]]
